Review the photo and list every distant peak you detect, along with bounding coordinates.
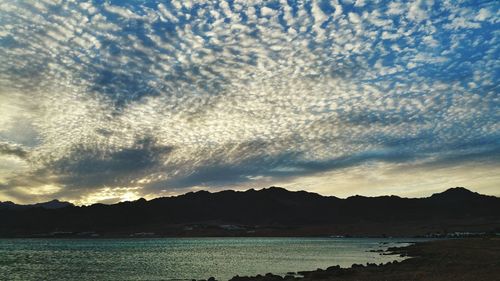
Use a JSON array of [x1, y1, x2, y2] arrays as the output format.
[[0, 201, 15, 204], [194, 190, 211, 194], [441, 187, 474, 194], [35, 199, 74, 209], [430, 187, 480, 199], [181, 190, 211, 198], [0, 199, 74, 209], [257, 186, 291, 194], [266, 186, 286, 191]]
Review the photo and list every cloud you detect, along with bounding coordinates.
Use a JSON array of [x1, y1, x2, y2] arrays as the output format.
[[0, 0, 498, 203], [0, 142, 28, 158], [407, 0, 430, 23], [48, 137, 174, 189]]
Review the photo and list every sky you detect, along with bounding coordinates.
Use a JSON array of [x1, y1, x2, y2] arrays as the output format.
[[0, 0, 499, 205]]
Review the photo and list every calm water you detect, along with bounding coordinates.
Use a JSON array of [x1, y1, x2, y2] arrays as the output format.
[[0, 238, 420, 281]]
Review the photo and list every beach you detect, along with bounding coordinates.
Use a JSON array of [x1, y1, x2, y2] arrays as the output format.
[[226, 238, 500, 281]]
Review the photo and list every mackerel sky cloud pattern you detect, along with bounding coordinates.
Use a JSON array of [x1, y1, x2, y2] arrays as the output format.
[[0, 0, 499, 204]]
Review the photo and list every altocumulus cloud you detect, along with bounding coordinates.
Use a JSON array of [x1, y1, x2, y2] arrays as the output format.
[[0, 0, 499, 204]]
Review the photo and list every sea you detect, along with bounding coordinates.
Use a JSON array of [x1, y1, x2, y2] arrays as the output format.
[[0, 237, 423, 281]]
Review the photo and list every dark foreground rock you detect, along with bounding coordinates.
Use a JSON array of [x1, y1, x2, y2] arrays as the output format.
[[226, 238, 500, 281]]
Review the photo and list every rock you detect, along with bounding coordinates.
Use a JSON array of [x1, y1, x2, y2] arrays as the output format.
[[264, 273, 283, 280], [326, 265, 341, 271]]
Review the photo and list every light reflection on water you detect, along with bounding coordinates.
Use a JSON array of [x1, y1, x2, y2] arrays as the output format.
[[0, 237, 423, 281]]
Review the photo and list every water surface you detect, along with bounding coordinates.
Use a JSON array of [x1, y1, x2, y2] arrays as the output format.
[[0, 237, 421, 280]]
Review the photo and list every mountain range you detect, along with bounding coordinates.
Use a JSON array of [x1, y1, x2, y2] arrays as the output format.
[[0, 199, 74, 210], [1, 187, 499, 237]]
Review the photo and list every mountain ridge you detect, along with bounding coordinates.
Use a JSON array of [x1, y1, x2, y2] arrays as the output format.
[[1, 186, 492, 207], [1, 186, 499, 238], [104, 186, 500, 206], [0, 199, 74, 210]]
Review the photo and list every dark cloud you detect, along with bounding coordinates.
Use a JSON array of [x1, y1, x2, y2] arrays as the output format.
[[0, 142, 28, 158], [147, 137, 500, 192], [50, 137, 173, 189], [143, 147, 414, 191]]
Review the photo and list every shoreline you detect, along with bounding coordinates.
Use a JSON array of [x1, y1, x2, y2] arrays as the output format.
[[211, 238, 500, 281], [0, 234, 433, 239]]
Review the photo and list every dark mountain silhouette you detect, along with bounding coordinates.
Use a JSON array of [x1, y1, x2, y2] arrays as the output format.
[[429, 186, 482, 201], [0, 199, 74, 210], [1, 187, 499, 237]]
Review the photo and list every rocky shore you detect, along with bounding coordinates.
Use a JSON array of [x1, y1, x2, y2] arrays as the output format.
[[207, 238, 500, 281]]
